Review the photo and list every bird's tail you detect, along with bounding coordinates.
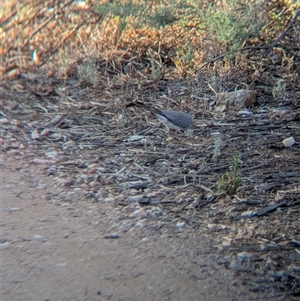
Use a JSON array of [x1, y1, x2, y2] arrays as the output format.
[[125, 102, 160, 115]]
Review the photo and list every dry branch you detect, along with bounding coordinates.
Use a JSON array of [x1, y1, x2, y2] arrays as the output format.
[[263, 9, 300, 57]]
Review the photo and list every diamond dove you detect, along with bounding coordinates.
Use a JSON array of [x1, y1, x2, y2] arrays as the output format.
[[126, 102, 192, 131]]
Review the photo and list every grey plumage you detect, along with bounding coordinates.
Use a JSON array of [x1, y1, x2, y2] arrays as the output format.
[[126, 102, 192, 131]]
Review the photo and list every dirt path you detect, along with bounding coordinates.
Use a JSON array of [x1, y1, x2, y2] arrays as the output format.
[[2, 154, 254, 301]]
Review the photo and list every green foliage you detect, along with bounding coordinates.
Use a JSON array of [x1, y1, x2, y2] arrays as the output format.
[[198, 0, 267, 51], [97, 0, 269, 55], [217, 155, 241, 196], [97, 0, 194, 29], [95, 0, 296, 65], [174, 43, 195, 71], [97, 0, 143, 18]]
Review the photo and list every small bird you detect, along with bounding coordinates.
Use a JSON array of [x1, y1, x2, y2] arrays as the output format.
[[126, 102, 192, 131]]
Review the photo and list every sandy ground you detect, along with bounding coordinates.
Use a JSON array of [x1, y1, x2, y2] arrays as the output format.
[[1, 154, 256, 301]]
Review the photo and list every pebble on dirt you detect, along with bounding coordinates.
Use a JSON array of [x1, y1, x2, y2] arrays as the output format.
[[282, 136, 295, 147], [104, 233, 119, 239], [129, 207, 147, 219], [176, 222, 185, 228], [30, 129, 40, 139]]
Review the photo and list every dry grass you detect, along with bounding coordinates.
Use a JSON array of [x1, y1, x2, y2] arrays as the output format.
[[1, 0, 299, 86]]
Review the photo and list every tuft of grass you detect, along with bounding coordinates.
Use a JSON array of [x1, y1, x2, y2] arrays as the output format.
[[173, 43, 195, 73], [217, 154, 241, 196], [185, 128, 193, 137], [211, 131, 222, 161], [77, 58, 99, 87], [198, 0, 267, 53], [272, 79, 287, 101]]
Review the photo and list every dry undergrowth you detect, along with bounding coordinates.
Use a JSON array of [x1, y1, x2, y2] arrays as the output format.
[[1, 0, 300, 299]]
